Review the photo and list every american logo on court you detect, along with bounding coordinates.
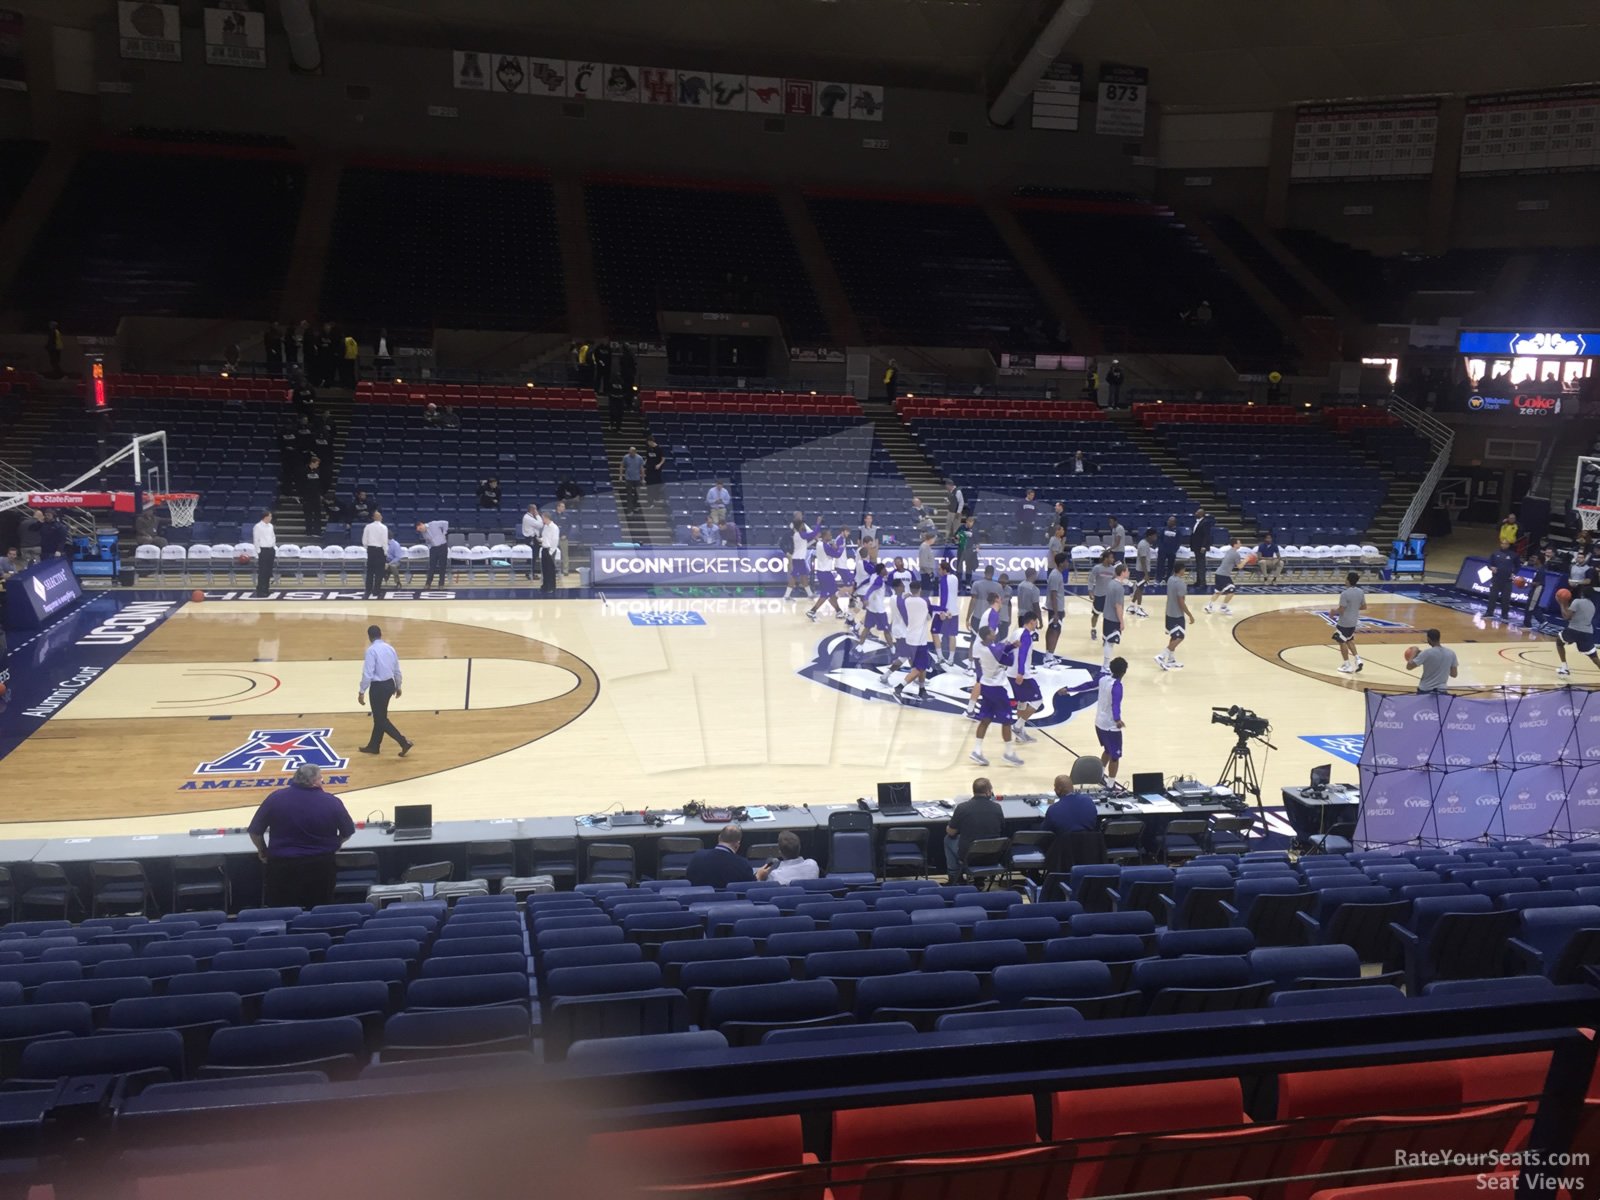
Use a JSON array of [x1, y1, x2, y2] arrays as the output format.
[[195, 729, 350, 775]]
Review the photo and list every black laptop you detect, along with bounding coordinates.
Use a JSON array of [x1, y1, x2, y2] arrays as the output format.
[[876, 782, 916, 816], [1130, 771, 1165, 798], [392, 804, 433, 841]]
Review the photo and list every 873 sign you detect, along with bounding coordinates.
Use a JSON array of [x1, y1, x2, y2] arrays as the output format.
[[1096, 63, 1149, 138]]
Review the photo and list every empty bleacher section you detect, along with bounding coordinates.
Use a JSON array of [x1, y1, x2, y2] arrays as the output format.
[[1327, 407, 1433, 477], [0, 846, 1597, 1198], [807, 193, 1054, 348], [585, 180, 828, 343], [344, 383, 623, 547], [9, 144, 304, 332], [1277, 231, 1507, 323], [321, 165, 565, 333], [0, 139, 45, 229], [29, 377, 291, 537], [897, 397, 1192, 543], [1012, 197, 1287, 361], [1137, 403, 1388, 545], [642, 390, 918, 543]]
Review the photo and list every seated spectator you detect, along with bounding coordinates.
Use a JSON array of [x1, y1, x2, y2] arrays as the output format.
[[1042, 774, 1098, 837], [323, 491, 355, 526], [555, 478, 583, 508], [424, 402, 442, 427], [687, 516, 721, 544], [0, 547, 18, 580], [945, 777, 1003, 882], [351, 488, 376, 521], [1255, 531, 1283, 583], [477, 478, 503, 509], [685, 825, 757, 888], [133, 506, 167, 549], [718, 519, 742, 548], [756, 831, 818, 884]]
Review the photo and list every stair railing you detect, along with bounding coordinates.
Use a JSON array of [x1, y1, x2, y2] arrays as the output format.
[[1386, 393, 1454, 541]]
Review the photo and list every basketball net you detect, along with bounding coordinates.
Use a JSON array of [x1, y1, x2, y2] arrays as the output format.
[[152, 492, 200, 528], [1580, 505, 1600, 533]]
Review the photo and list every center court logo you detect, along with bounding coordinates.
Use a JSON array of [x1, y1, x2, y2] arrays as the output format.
[[195, 729, 349, 775], [797, 631, 1100, 726]]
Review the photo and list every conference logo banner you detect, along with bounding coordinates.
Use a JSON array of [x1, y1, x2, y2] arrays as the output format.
[[119, 1, 181, 62], [450, 51, 884, 121], [204, 1, 265, 69], [0, 8, 25, 92]]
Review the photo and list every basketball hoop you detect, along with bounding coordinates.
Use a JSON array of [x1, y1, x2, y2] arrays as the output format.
[[1580, 505, 1600, 534], [151, 492, 200, 528]]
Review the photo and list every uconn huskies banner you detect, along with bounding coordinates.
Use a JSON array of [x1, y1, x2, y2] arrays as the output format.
[[1358, 688, 1600, 845]]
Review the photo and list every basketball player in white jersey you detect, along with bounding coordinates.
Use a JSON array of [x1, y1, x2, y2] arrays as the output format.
[[857, 562, 893, 650], [806, 528, 847, 622], [1007, 611, 1044, 743], [883, 578, 911, 680], [893, 580, 935, 702], [783, 517, 815, 600], [970, 627, 1024, 767], [932, 559, 960, 663]]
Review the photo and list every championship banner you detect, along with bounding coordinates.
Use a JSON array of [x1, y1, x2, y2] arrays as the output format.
[[0, 8, 25, 92], [1032, 61, 1081, 131], [119, 0, 181, 62], [449, 50, 884, 120], [1461, 84, 1600, 175], [1094, 63, 1148, 137], [1291, 98, 1439, 180], [204, 1, 264, 69]]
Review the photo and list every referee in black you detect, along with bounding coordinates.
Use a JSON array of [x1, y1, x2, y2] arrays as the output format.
[[358, 624, 412, 756]]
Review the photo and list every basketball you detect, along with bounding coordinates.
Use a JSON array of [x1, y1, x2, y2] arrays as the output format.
[[1557, 588, 1573, 604], [236, 553, 250, 565], [1404, 646, 1418, 663], [0, 681, 7, 697], [1242, 553, 1258, 567], [190, 590, 206, 603]]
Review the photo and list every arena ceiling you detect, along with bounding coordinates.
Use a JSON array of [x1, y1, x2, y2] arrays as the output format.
[[21, 0, 1600, 108]]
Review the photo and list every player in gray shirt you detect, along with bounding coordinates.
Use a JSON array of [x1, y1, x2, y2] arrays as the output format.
[[1556, 583, 1600, 676], [1331, 570, 1366, 674], [1088, 549, 1116, 641], [1158, 563, 1192, 670], [1107, 517, 1127, 554], [1045, 552, 1068, 655], [1101, 564, 1128, 670], [1129, 529, 1155, 618], [1205, 539, 1245, 616], [1405, 628, 1458, 693], [967, 567, 1001, 635], [1016, 568, 1041, 624]]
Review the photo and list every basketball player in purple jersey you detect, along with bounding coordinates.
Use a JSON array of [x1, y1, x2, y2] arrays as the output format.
[[894, 580, 935, 702], [970, 628, 1024, 767], [1008, 611, 1044, 743]]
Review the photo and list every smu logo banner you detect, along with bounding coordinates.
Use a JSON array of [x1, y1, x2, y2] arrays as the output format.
[[196, 729, 349, 775], [797, 631, 1099, 726]]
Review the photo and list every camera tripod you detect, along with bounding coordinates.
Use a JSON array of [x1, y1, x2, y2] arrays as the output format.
[[1217, 732, 1272, 806]]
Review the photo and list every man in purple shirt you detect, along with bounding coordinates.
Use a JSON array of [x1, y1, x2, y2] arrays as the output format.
[[248, 764, 356, 908]]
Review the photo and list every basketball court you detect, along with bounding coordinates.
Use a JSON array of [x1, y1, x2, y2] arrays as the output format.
[[0, 581, 1571, 842]]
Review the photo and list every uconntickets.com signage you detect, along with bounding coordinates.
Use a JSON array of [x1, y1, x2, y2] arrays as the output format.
[[590, 546, 1054, 586]]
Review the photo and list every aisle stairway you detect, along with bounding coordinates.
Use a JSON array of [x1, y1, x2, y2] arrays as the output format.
[[861, 399, 947, 515], [1105, 409, 1249, 535], [597, 396, 672, 545]]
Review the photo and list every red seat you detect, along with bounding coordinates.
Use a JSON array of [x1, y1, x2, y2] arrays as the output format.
[[1306, 1178, 1516, 1199], [1285, 1105, 1526, 1200], [856, 1144, 1074, 1200], [831, 1095, 1039, 1200], [1053, 1078, 1248, 1198], [1079, 1123, 1289, 1200], [587, 1114, 822, 1199], [1449, 1051, 1550, 1152]]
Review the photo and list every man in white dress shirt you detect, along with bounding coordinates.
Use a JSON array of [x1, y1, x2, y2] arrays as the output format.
[[361, 510, 389, 599], [251, 511, 276, 598], [539, 510, 560, 592], [358, 624, 412, 756], [520, 504, 543, 581], [705, 479, 731, 524]]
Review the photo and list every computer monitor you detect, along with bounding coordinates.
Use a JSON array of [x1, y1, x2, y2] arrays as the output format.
[[1309, 764, 1331, 790], [394, 804, 433, 831], [877, 782, 915, 815], [1130, 771, 1165, 796]]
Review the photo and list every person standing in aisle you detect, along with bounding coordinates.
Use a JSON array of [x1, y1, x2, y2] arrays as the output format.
[[358, 624, 412, 757], [362, 510, 389, 599], [883, 359, 899, 403], [247, 764, 355, 908], [1106, 360, 1125, 408], [620, 447, 643, 512], [300, 456, 325, 540], [417, 518, 450, 589], [645, 438, 669, 512], [1017, 488, 1039, 545], [252, 511, 276, 598], [944, 480, 965, 542], [1157, 562, 1193, 671]]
